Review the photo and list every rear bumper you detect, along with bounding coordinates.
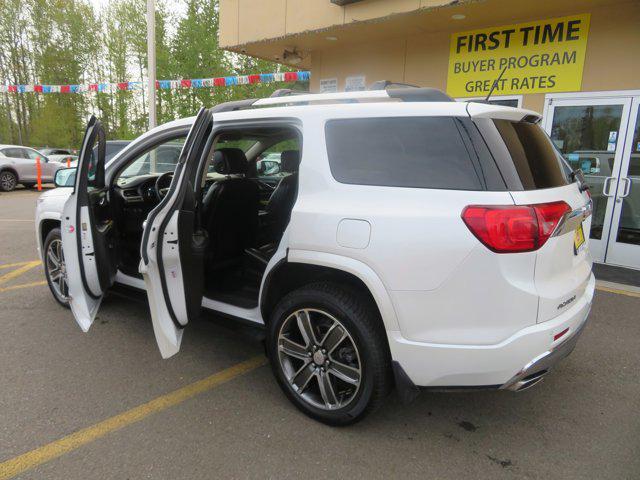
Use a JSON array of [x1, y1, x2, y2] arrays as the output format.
[[500, 308, 589, 391], [387, 273, 595, 387]]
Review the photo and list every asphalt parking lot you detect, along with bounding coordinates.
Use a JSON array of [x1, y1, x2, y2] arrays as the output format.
[[1, 188, 639, 479]]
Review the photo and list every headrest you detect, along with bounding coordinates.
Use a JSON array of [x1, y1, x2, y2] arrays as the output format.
[[213, 148, 248, 175], [280, 150, 300, 173]]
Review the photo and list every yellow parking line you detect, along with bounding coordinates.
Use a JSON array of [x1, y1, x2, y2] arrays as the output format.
[[0, 355, 267, 479], [0, 261, 36, 270], [595, 285, 640, 298], [0, 280, 47, 293], [0, 261, 41, 286]]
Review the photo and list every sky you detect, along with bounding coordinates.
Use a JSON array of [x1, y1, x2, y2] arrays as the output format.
[[89, 0, 187, 17], [88, 0, 186, 36]]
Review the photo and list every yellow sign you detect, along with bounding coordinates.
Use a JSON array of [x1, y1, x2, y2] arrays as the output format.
[[447, 14, 590, 97]]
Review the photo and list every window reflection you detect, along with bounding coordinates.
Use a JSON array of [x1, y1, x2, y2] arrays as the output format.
[[550, 105, 623, 240]]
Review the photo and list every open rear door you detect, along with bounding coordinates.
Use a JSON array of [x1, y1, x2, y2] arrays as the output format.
[[139, 108, 211, 358], [61, 116, 118, 331]]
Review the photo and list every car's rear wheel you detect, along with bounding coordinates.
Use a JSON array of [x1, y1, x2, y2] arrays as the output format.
[[267, 282, 392, 425], [44, 228, 70, 308], [0, 170, 17, 191]]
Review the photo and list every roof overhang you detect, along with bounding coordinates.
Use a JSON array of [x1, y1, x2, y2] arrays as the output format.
[[220, 0, 622, 69]]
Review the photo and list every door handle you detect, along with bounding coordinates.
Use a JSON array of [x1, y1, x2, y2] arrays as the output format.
[[602, 177, 616, 197], [619, 177, 632, 198]]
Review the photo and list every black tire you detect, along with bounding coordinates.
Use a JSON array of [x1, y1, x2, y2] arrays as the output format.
[[267, 282, 392, 425], [0, 170, 18, 192], [43, 227, 70, 308]]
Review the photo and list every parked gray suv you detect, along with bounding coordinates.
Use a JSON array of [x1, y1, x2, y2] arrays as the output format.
[[0, 144, 64, 191]]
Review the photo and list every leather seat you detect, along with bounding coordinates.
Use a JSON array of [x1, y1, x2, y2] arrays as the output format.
[[202, 148, 259, 271], [265, 150, 300, 239]]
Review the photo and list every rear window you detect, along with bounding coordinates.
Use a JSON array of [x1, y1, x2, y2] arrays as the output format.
[[325, 117, 486, 190], [493, 120, 569, 190]]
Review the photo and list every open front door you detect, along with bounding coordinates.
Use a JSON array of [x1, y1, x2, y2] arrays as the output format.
[[61, 116, 118, 331], [139, 108, 211, 358]]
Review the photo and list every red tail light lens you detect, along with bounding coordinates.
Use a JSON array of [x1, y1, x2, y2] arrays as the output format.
[[461, 201, 570, 253]]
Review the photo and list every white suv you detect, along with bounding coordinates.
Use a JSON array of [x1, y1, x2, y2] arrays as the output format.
[[35, 88, 594, 425]]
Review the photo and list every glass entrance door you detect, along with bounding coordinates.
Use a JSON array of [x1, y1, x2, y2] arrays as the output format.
[[543, 95, 639, 269], [605, 100, 640, 269]]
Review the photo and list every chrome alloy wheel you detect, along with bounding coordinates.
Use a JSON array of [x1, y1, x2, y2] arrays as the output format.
[[0, 171, 17, 191], [46, 238, 68, 302], [277, 308, 362, 410]]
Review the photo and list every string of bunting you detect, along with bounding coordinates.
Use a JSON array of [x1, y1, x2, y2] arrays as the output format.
[[0, 71, 310, 94]]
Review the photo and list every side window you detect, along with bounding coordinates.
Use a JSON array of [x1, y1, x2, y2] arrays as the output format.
[[22, 149, 41, 160], [117, 136, 186, 182], [85, 136, 103, 188], [493, 120, 570, 190], [325, 117, 483, 190], [257, 139, 299, 181], [3, 148, 26, 159]]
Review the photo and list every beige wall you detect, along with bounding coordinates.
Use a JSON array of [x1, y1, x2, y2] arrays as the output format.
[[306, 1, 639, 114]]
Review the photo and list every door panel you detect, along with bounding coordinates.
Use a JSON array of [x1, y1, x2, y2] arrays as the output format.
[[139, 107, 211, 358], [42, 159, 59, 181], [605, 100, 640, 269], [12, 152, 36, 182], [61, 116, 117, 331], [19, 149, 40, 181]]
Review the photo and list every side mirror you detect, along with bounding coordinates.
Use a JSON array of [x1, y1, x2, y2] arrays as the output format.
[[54, 167, 77, 187]]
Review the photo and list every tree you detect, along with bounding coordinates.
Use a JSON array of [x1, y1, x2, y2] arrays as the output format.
[[0, 0, 309, 147]]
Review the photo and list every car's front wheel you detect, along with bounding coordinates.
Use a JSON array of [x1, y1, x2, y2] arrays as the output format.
[[267, 282, 392, 425], [43, 228, 70, 308], [0, 170, 17, 191]]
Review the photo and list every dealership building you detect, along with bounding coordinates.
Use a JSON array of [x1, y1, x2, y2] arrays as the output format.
[[219, 0, 639, 272]]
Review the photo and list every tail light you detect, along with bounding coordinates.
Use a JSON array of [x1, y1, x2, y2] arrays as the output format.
[[461, 201, 570, 253]]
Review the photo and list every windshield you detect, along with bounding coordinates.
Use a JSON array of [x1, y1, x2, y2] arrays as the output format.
[[119, 141, 185, 179]]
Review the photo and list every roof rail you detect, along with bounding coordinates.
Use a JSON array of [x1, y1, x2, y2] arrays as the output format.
[[253, 90, 390, 107], [368, 80, 420, 90], [209, 87, 453, 113], [269, 88, 306, 98], [387, 87, 453, 103], [210, 98, 257, 113]]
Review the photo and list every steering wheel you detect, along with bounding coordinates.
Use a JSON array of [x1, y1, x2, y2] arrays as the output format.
[[155, 171, 173, 201]]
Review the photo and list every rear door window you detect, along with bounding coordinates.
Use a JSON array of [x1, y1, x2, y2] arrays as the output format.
[[493, 120, 570, 190], [3, 148, 27, 159], [325, 117, 491, 191]]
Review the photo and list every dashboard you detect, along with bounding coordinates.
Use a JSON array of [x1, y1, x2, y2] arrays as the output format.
[[115, 173, 223, 205], [115, 174, 166, 204]]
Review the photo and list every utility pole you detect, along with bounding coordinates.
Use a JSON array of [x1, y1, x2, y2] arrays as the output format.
[[147, 0, 157, 130]]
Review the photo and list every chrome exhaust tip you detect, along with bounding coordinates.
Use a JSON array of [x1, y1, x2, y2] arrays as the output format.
[[504, 370, 548, 392]]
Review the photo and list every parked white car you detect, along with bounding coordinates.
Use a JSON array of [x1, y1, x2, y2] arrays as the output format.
[[47, 154, 78, 164], [0, 145, 64, 191], [36, 88, 595, 425]]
